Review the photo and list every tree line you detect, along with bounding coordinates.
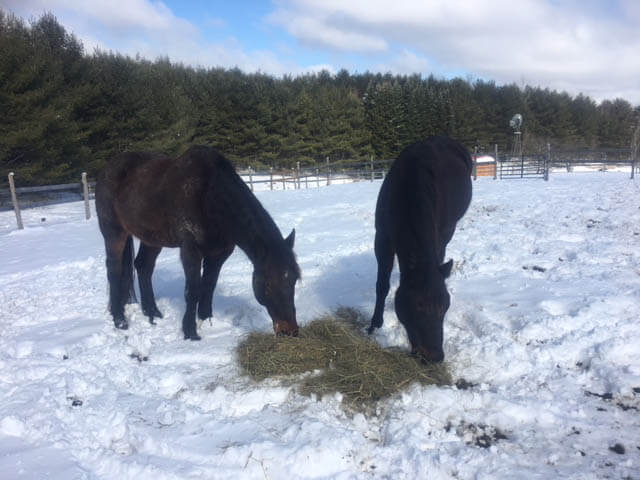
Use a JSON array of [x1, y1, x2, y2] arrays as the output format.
[[1, 11, 639, 186]]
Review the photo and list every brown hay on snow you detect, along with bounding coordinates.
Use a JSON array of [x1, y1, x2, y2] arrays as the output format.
[[237, 307, 452, 407]]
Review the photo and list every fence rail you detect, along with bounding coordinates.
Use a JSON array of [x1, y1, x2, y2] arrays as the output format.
[[1, 145, 637, 230], [238, 159, 391, 192]]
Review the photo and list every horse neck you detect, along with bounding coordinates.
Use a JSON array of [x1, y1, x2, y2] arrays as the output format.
[[395, 204, 440, 274], [223, 182, 286, 268], [398, 255, 440, 286]]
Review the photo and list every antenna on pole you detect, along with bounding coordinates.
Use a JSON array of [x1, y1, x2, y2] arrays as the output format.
[[509, 113, 523, 160]]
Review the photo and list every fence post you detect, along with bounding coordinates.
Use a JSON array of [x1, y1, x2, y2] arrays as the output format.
[[270, 167, 274, 190], [545, 143, 550, 181], [8, 172, 24, 230], [326, 157, 331, 186], [282, 172, 286, 190], [248, 168, 254, 192], [82, 172, 91, 220], [316, 168, 320, 188], [370, 156, 374, 181], [494, 144, 498, 180], [473, 146, 478, 181], [296, 162, 301, 189], [631, 125, 639, 179]]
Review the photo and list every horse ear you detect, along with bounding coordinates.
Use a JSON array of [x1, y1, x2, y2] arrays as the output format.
[[439, 259, 453, 279], [284, 228, 295, 249]]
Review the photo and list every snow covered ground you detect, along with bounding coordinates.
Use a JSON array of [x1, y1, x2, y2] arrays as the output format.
[[0, 172, 639, 479]]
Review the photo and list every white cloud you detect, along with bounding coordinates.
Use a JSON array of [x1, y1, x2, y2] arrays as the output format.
[[268, 6, 388, 53], [375, 49, 431, 75], [3, 0, 639, 103], [271, 0, 640, 103], [3, 0, 194, 32], [1, 0, 309, 75]]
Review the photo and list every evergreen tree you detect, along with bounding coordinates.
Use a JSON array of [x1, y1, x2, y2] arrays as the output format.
[[1, 10, 638, 186]]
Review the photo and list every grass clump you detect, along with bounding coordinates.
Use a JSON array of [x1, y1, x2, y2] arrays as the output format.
[[237, 307, 452, 408]]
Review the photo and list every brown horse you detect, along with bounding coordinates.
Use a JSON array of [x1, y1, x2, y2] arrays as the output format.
[[368, 137, 472, 362], [95, 145, 300, 340]]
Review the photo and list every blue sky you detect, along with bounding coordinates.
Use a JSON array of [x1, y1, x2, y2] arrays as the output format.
[[3, 0, 640, 104]]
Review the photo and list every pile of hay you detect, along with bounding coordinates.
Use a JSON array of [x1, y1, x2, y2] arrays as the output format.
[[237, 307, 451, 408]]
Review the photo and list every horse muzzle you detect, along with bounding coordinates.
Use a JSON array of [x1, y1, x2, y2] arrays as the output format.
[[412, 346, 444, 363], [273, 319, 299, 337]]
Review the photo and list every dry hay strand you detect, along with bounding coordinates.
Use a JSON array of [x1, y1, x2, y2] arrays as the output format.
[[237, 307, 452, 408]]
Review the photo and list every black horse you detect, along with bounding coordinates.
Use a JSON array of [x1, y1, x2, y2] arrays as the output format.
[[368, 137, 472, 362], [95, 145, 300, 340]]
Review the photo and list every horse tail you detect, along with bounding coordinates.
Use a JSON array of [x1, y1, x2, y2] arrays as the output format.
[[121, 235, 137, 304]]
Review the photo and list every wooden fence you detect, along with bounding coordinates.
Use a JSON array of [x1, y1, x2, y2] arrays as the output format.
[[2, 146, 637, 230], [0, 160, 389, 230], [239, 158, 390, 192], [1, 172, 94, 229]]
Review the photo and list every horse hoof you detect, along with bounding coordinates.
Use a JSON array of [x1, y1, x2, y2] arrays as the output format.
[[276, 329, 298, 337], [149, 318, 156, 325], [114, 319, 128, 330], [143, 307, 163, 319], [184, 332, 201, 341]]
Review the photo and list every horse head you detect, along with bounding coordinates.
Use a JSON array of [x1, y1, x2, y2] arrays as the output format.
[[252, 229, 300, 336], [394, 260, 453, 363]]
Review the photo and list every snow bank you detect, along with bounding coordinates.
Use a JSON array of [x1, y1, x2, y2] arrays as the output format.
[[0, 173, 639, 479]]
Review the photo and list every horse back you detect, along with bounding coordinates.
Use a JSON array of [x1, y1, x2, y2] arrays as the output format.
[[96, 147, 237, 249], [376, 137, 472, 254]]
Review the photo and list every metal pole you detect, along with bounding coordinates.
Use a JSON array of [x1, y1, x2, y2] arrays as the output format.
[[370, 156, 374, 181], [473, 146, 478, 181], [545, 143, 551, 181], [82, 172, 91, 219], [326, 157, 331, 186], [8, 172, 23, 230], [494, 144, 498, 180], [270, 167, 273, 190]]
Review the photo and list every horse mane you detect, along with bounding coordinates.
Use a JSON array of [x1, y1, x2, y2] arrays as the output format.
[[189, 146, 300, 278], [392, 143, 439, 268]]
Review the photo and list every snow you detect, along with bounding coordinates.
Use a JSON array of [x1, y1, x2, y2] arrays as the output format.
[[474, 155, 495, 164], [1, 172, 639, 479]]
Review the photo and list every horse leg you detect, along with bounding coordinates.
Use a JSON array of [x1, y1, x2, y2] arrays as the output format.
[[368, 231, 394, 334], [103, 229, 130, 330], [438, 225, 455, 264], [198, 246, 234, 322], [135, 243, 163, 324], [120, 236, 137, 305], [180, 240, 203, 340]]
